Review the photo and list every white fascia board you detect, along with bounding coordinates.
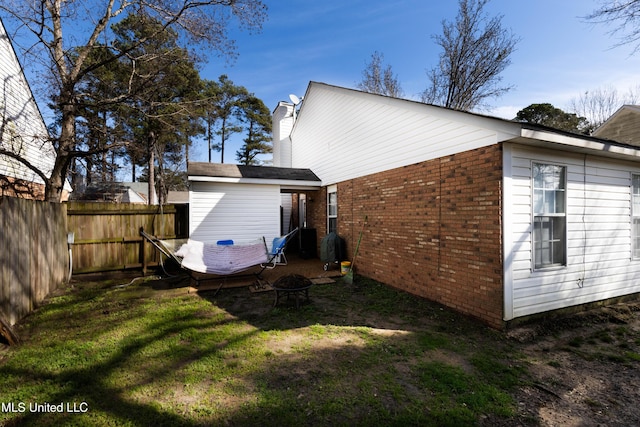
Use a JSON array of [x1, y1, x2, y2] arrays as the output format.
[[281, 185, 323, 191], [188, 175, 321, 188], [519, 129, 640, 160]]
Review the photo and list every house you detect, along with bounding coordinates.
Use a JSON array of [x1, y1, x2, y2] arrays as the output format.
[[71, 182, 148, 203], [592, 104, 640, 145], [72, 180, 190, 205], [275, 82, 640, 329], [186, 81, 640, 329], [0, 18, 67, 200]]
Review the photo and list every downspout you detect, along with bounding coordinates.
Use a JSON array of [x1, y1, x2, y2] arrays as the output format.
[[578, 153, 587, 288]]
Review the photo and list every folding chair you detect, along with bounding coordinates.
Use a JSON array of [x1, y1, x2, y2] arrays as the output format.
[[261, 227, 299, 269]]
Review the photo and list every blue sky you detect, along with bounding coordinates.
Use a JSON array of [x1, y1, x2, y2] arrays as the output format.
[[5, 0, 639, 166], [193, 0, 640, 163]]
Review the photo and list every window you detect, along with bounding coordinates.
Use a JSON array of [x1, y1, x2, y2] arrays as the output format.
[[632, 175, 640, 258], [532, 163, 566, 269], [327, 186, 337, 234]]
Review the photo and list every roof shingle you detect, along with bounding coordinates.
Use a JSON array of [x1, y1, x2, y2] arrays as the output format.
[[187, 162, 320, 182]]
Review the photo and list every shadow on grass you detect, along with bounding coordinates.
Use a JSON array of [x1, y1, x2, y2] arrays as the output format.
[[0, 272, 522, 426], [202, 275, 482, 333], [194, 277, 519, 426], [0, 294, 260, 425]]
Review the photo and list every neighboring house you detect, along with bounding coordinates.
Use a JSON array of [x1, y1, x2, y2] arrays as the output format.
[[0, 18, 67, 200], [72, 182, 190, 205], [187, 81, 640, 329], [592, 105, 640, 145], [71, 182, 148, 203]]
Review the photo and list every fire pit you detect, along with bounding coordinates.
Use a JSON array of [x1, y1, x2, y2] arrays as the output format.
[[271, 274, 313, 308]]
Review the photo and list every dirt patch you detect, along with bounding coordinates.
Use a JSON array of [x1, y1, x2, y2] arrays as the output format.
[[207, 271, 640, 425], [504, 303, 640, 426], [196, 254, 640, 426]]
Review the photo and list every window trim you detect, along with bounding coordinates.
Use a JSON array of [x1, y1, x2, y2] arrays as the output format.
[[532, 162, 567, 270], [327, 185, 337, 234], [632, 174, 640, 259]]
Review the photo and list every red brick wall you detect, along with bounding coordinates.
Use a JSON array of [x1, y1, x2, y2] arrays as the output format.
[[306, 187, 327, 237], [319, 144, 504, 328], [0, 176, 46, 200]]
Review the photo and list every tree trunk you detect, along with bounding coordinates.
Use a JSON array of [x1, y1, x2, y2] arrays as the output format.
[[156, 144, 165, 206], [221, 117, 226, 163], [86, 157, 93, 185], [148, 131, 156, 205], [101, 150, 108, 181], [45, 92, 75, 202], [207, 117, 212, 163], [46, 151, 68, 202]]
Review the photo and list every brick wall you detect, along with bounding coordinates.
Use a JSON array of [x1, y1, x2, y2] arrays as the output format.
[[0, 176, 46, 200], [320, 144, 504, 328], [306, 187, 327, 237]]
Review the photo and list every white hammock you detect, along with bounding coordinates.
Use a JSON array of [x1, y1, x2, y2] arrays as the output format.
[[175, 238, 269, 275]]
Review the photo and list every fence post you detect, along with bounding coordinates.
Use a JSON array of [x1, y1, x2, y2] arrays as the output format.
[[140, 227, 147, 275], [66, 202, 187, 274]]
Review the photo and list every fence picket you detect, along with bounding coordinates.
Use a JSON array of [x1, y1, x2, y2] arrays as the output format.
[[66, 202, 187, 273], [0, 197, 67, 326], [0, 198, 188, 327]]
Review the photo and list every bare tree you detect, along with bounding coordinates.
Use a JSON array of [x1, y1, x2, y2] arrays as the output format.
[[357, 51, 403, 98], [585, 0, 640, 54], [569, 85, 640, 129], [0, 0, 267, 202], [421, 0, 518, 111]]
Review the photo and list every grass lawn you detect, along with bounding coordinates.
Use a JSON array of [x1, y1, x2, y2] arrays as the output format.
[[0, 272, 528, 426]]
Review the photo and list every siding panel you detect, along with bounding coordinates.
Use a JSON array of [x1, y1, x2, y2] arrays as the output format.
[[0, 21, 55, 185], [189, 182, 280, 244], [292, 84, 520, 185], [505, 144, 640, 320]]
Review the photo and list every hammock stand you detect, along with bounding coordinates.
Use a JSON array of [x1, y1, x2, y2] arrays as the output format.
[[140, 228, 296, 294]]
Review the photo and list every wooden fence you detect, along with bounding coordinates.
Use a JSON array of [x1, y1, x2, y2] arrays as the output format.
[[66, 202, 188, 274], [0, 197, 68, 326]]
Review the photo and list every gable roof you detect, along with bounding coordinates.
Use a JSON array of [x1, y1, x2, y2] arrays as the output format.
[[0, 17, 57, 186], [294, 82, 523, 137], [187, 162, 321, 190], [592, 105, 640, 146], [284, 82, 640, 187]]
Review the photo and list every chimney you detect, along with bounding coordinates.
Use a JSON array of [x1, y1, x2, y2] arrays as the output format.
[[271, 101, 294, 168]]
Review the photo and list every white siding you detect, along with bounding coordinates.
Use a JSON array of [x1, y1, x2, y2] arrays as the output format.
[[189, 182, 281, 244], [291, 83, 520, 185], [0, 20, 54, 183], [504, 143, 640, 320]]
